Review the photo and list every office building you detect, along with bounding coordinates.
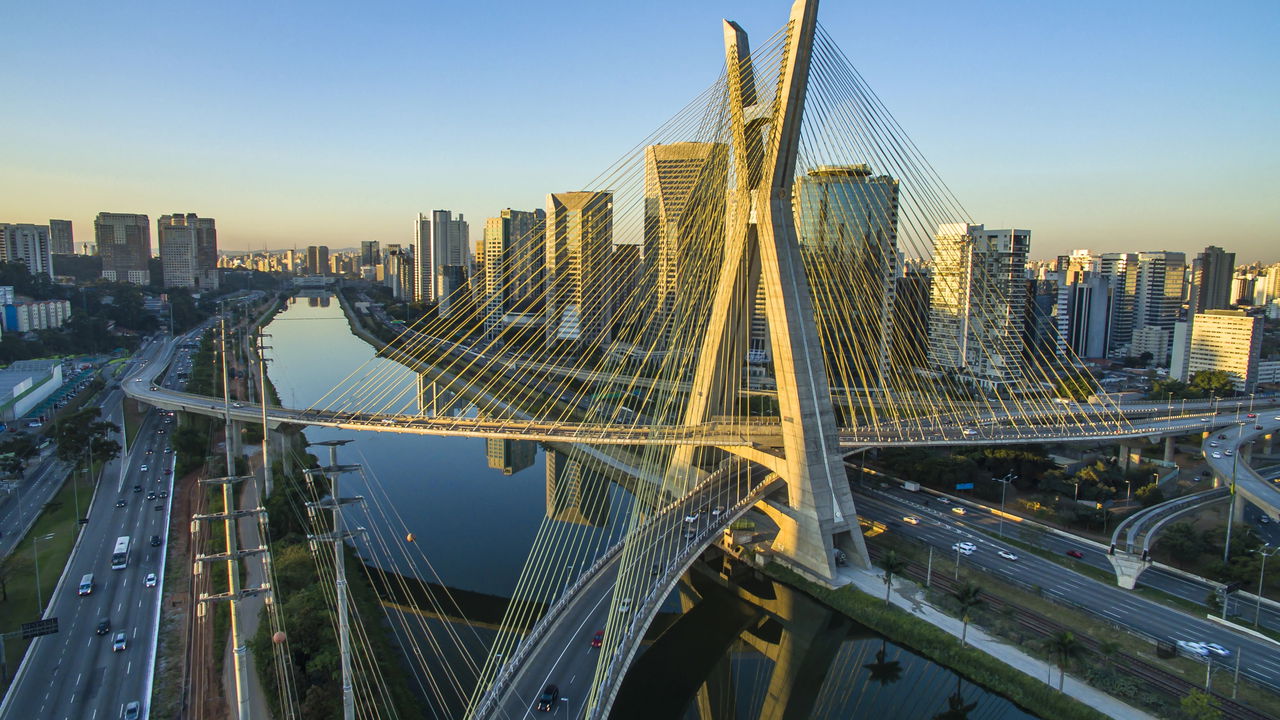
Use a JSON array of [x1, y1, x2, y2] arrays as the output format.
[[95, 213, 151, 284], [157, 213, 218, 289], [483, 209, 546, 332], [1189, 245, 1235, 315], [306, 245, 330, 276], [0, 224, 55, 278], [890, 263, 930, 370], [360, 240, 380, 269], [643, 142, 729, 349], [1186, 309, 1262, 392], [383, 244, 414, 301], [49, 220, 74, 255], [486, 438, 536, 476], [545, 191, 613, 347], [928, 224, 1030, 388], [415, 211, 470, 304], [1056, 271, 1113, 358], [1131, 251, 1185, 363], [795, 164, 899, 387], [1096, 252, 1139, 356]]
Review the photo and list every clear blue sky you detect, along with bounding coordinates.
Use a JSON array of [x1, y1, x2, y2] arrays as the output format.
[[3, 0, 1277, 261]]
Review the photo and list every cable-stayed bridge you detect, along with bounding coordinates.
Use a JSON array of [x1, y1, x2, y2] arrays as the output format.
[[120, 1, 1277, 717]]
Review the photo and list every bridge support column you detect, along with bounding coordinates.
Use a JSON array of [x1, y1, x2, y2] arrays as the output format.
[[1242, 443, 1253, 463], [1117, 442, 1143, 472], [1164, 436, 1175, 464], [1107, 551, 1152, 590], [1264, 432, 1273, 455]]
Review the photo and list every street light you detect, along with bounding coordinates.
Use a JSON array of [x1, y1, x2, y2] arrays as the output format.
[[32, 532, 55, 615], [996, 472, 1017, 538], [1253, 544, 1279, 627]]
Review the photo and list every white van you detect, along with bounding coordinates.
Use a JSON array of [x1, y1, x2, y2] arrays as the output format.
[[78, 573, 95, 596]]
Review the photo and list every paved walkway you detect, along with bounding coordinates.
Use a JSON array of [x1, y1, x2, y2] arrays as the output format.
[[834, 565, 1159, 720]]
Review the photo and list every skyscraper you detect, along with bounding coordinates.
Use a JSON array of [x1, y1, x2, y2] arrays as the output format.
[[486, 438, 536, 475], [49, 220, 74, 255], [360, 240, 380, 269], [157, 213, 218, 289], [1097, 252, 1138, 357], [306, 245, 330, 276], [0, 224, 55, 278], [415, 211, 470, 304], [483, 208, 546, 332], [643, 142, 728, 349], [928, 224, 1030, 388], [382, 244, 414, 301], [545, 192, 613, 347], [1056, 271, 1113, 358], [95, 212, 151, 285], [1189, 245, 1235, 315], [1131, 251, 1186, 363], [794, 164, 899, 387]]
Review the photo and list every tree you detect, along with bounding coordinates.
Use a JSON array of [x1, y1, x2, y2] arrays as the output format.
[[1042, 631, 1085, 691], [953, 582, 985, 647], [1097, 638, 1122, 675], [1158, 522, 1205, 563], [0, 554, 32, 602], [878, 550, 908, 606], [1188, 370, 1236, 399], [1179, 689, 1222, 720], [53, 408, 120, 470], [932, 673, 978, 720], [1134, 482, 1164, 507], [1055, 375, 1095, 402]]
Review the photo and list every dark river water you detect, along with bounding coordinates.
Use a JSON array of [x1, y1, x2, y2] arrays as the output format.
[[265, 293, 1040, 720]]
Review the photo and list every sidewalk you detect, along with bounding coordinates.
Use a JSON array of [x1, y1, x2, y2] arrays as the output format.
[[834, 565, 1160, 720]]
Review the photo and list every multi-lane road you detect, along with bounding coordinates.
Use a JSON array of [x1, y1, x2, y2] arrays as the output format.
[[851, 484, 1280, 692], [0, 335, 195, 720]]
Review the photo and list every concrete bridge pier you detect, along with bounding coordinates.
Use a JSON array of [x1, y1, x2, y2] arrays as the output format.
[[1264, 432, 1273, 455], [1164, 436, 1175, 464], [1117, 441, 1144, 471], [1107, 551, 1152, 590]]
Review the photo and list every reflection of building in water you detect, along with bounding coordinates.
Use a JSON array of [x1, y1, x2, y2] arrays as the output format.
[[545, 449, 610, 526], [486, 438, 536, 476], [305, 294, 332, 308], [417, 374, 466, 417]]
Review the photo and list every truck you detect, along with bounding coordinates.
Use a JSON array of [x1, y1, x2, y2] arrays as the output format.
[[903, 481, 920, 492]]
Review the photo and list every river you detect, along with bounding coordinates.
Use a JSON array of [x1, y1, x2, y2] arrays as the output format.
[[264, 293, 1040, 720]]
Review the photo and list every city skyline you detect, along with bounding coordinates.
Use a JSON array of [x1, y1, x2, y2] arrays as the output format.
[[2, 1, 1276, 262]]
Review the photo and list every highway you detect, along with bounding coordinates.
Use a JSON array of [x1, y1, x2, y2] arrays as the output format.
[[0, 337, 189, 720], [850, 485, 1280, 692], [0, 449, 73, 559]]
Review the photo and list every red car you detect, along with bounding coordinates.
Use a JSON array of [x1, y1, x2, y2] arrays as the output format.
[[1248, 413, 1257, 418], [591, 630, 603, 648], [1066, 549, 1084, 559]]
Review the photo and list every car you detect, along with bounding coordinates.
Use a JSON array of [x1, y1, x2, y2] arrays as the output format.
[[144, 573, 157, 588], [935, 497, 950, 504], [591, 630, 604, 648], [124, 702, 141, 720], [164, 447, 173, 454], [1177, 640, 1211, 657], [535, 684, 559, 712], [683, 527, 697, 540], [951, 542, 975, 555], [133, 484, 142, 493], [618, 598, 633, 613], [157, 429, 165, 435], [711, 505, 724, 518], [113, 632, 127, 652], [158, 490, 168, 499], [1224, 450, 1234, 457], [1208, 442, 1219, 448], [1218, 434, 1227, 439], [951, 507, 966, 515], [145, 449, 153, 455], [1211, 452, 1223, 459], [1260, 516, 1271, 525], [140, 464, 149, 472], [902, 515, 921, 525], [150, 535, 162, 547], [1202, 642, 1232, 658], [1248, 413, 1257, 418], [146, 491, 157, 500], [962, 428, 977, 436], [683, 511, 701, 523], [998, 550, 1018, 561], [164, 468, 172, 475], [1200, 418, 1209, 423], [1066, 549, 1085, 559], [115, 499, 126, 508], [1256, 424, 1264, 430], [96, 618, 110, 635]]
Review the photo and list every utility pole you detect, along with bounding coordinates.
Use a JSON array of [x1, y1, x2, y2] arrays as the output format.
[[305, 440, 365, 720], [1254, 545, 1278, 626], [257, 330, 274, 498], [996, 472, 1017, 538], [1224, 423, 1242, 566]]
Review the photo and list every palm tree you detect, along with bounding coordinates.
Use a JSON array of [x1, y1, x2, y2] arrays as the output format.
[[879, 550, 908, 606], [953, 582, 985, 647], [932, 673, 978, 720], [1042, 631, 1085, 692], [1097, 639, 1122, 677], [863, 639, 903, 686]]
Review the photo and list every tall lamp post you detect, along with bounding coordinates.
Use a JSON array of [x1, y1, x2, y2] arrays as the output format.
[[996, 472, 1017, 538], [32, 532, 55, 615], [1254, 544, 1279, 627]]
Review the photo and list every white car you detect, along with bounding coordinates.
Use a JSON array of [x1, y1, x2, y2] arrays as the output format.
[[902, 516, 921, 525], [1202, 642, 1232, 658], [962, 428, 977, 436], [1211, 452, 1222, 459], [618, 598, 633, 613], [997, 550, 1018, 561], [683, 511, 701, 523], [1224, 450, 1234, 456], [952, 542, 976, 555], [1177, 640, 1211, 657], [935, 497, 950, 505], [144, 573, 157, 588], [140, 464, 149, 472]]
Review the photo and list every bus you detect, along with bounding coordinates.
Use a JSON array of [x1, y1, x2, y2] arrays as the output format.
[[111, 536, 130, 570]]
